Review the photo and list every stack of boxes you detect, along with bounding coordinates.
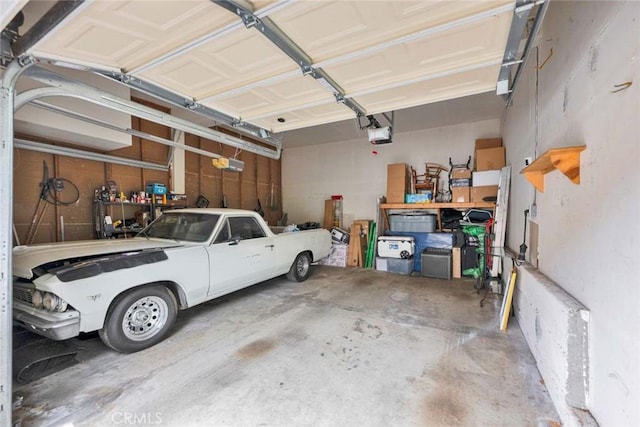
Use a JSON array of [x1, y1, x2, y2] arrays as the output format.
[[318, 228, 349, 267], [450, 138, 505, 203], [386, 163, 411, 203], [471, 138, 505, 202], [450, 168, 472, 203]]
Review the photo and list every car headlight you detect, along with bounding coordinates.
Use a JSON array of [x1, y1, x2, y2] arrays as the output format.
[[32, 290, 43, 309], [40, 292, 68, 312]]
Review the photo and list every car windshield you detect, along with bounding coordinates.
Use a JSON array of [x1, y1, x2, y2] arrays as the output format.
[[140, 213, 220, 242]]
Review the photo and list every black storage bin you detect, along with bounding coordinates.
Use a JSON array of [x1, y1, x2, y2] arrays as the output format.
[[461, 245, 479, 273]]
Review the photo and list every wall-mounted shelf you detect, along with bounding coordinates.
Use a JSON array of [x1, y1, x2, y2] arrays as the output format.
[[521, 146, 586, 192], [93, 200, 187, 239]]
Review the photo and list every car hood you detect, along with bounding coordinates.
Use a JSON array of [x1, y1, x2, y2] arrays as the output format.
[[12, 238, 181, 279]]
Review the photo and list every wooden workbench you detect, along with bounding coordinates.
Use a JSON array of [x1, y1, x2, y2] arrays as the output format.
[[380, 202, 496, 231]]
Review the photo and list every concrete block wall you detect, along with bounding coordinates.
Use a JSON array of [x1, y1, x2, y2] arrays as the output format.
[[511, 263, 593, 426], [502, 1, 640, 425]]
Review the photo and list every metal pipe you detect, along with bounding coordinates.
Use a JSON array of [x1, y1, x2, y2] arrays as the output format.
[[14, 138, 169, 171], [507, 0, 550, 105], [0, 58, 32, 427], [18, 66, 281, 159], [497, 0, 531, 97], [26, 100, 225, 160]]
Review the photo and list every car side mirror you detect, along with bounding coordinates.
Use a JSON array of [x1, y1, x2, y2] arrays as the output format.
[[229, 237, 241, 245]]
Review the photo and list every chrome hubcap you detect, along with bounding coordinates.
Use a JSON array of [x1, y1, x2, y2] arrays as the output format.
[[296, 256, 309, 276], [122, 296, 168, 341]]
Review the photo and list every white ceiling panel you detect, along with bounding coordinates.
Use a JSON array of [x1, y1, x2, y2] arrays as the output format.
[[269, 0, 513, 63], [12, 0, 522, 137], [355, 64, 501, 115], [250, 102, 355, 133], [322, 11, 511, 94], [206, 75, 334, 121], [30, 0, 240, 71], [138, 27, 297, 99]]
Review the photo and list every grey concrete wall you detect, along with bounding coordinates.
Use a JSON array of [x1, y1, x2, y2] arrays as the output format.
[[510, 263, 593, 426], [501, 1, 640, 425]]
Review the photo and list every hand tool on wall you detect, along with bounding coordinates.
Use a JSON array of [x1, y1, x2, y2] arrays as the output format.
[[516, 209, 530, 264]]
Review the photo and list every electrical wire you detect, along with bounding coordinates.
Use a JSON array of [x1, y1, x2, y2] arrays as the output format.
[[42, 178, 80, 205]]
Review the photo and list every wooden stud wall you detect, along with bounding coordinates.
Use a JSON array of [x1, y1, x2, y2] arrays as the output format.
[[13, 106, 281, 244], [183, 132, 282, 225]]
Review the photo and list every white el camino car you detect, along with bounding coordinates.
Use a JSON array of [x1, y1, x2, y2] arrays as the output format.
[[12, 209, 331, 353]]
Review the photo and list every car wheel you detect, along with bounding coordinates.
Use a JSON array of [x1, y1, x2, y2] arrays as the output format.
[[99, 285, 177, 353], [287, 252, 311, 282]]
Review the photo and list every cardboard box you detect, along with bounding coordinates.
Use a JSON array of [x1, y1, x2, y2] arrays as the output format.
[[450, 178, 470, 187], [318, 243, 348, 267], [451, 187, 470, 203], [387, 163, 410, 203], [475, 138, 502, 150], [471, 185, 499, 202], [452, 247, 461, 279], [472, 170, 500, 186], [451, 168, 472, 179], [475, 146, 505, 171]]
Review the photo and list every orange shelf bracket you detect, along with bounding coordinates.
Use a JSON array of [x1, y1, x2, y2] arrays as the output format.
[[521, 146, 586, 192]]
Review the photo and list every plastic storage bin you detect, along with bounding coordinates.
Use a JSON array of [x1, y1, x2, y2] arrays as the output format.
[[421, 248, 452, 280], [384, 231, 455, 272], [377, 236, 415, 259], [389, 213, 436, 233], [376, 257, 413, 275], [146, 183, 167, 195]]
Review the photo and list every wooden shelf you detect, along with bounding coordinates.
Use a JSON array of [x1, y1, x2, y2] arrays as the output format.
[[380, 202, 496, 231], [521, 146, 586, 192], [381, 202, 496, 210]]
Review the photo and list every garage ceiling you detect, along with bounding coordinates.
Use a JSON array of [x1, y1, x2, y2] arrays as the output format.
[[10, 0, 519, 137]]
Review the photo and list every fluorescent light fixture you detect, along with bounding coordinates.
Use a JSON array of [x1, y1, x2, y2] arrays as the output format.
[[212, 157, 244, 172]]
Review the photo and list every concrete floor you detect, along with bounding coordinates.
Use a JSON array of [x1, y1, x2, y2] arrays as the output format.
[[14, 266, 559, 426]]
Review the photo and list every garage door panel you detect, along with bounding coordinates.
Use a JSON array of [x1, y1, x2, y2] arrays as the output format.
[[324, 13, 511, 94], [355, 65, 500, 115], [139, 30, 296, 99], [270, 0, 513, 62], [208, 77, 333, 120], [22, 0, 517, 134], [140, 57, 229, 96], [250, 103, 355, 133], [32, 0, 239, 71]]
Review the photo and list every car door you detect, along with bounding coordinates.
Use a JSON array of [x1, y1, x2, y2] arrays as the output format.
[[205, 215, 275, 297]]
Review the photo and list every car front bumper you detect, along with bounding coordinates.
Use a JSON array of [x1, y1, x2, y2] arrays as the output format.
[[13, 300, 80, 341]]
